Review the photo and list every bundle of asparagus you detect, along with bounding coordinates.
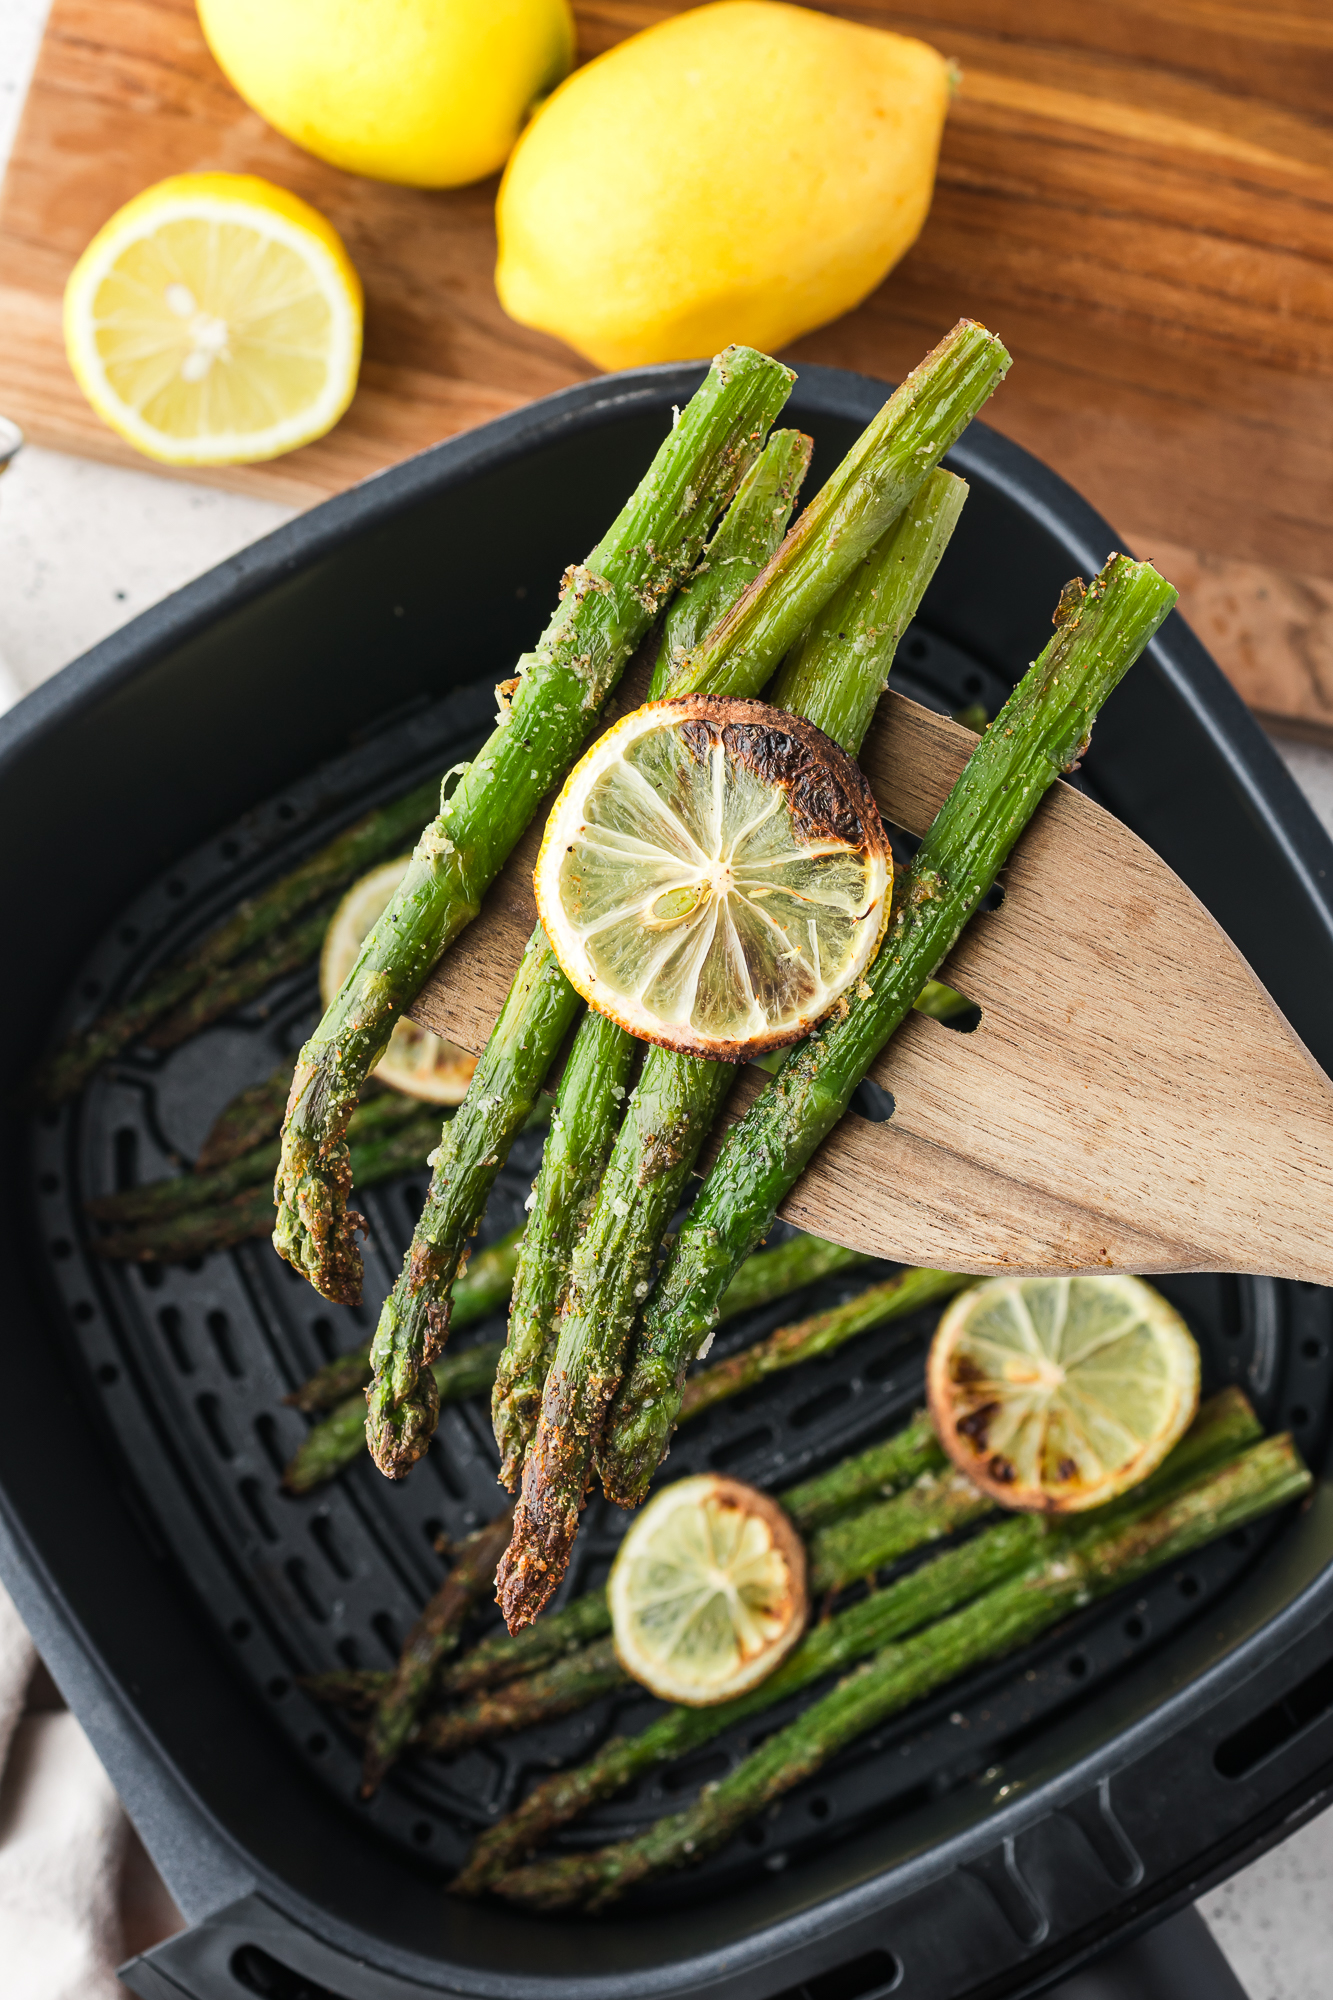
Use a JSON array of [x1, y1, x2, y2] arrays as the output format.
[[365, 321, 1009, 1483], [472, 1409, 1306, 1907], [316, 1392, 981, 1791], [493, 550, 1175, 1627], [285, 1230, 906, 1495], [301, 1390, 1286, 1841], [275, 345, 798, 1307]]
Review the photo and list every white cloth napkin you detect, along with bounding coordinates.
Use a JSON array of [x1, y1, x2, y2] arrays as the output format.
[[0, 1580, 128, 2000]]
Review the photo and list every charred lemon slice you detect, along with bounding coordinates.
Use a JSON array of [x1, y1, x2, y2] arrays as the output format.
[[322, 859, 477, 1104], [610, 1474, 808, 1705], [928, 1275, 1200, 1513], [533, 696, 891, 1057]]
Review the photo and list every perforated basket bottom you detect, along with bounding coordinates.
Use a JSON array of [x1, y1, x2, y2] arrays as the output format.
[[30, 634, 1333, 1907]]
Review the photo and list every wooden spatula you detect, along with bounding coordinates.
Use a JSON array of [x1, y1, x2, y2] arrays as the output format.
[[409, 689, 1333, 1286]]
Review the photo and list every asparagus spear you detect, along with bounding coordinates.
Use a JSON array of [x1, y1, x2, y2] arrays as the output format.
[[491, 432, 815, 1491], [287, 1227, 524, 1414], [415, 1636, 629, 1759], [285, 1343, 506, 1493], [93, 1105, 448, 1262], [88, 1090, 430, 1231], [679, 1267, 971, 1423], [492, 1010, 639, 1489], [285, 1231, 877, 1493], [500, 468, 975, 1628], [495, 1431, 1308, 1909], [365, 926, 583, 1474], [368, 428, 816, 1481], [196, 1067, 290, 1170], [782, 1411, 945, 1530], [143, 898, 338, 1052], [275, 349, 795, 1309], [601, 555, 1180, 1507], [456, 1389, 1259, 1891], [807, 1466, 991, 1593], [360, 1504, 517, 1795], [37, 777, 443, 1105], [650, 431, 814, 694]]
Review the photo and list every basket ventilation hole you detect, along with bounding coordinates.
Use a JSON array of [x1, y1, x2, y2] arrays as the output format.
[[207, 1310, 243, 1378], [767, 1947, 901, 2000], [158, 1306, 193, 1374], [1215, 1654, 1333, 1780], [230, 1944, 342, 2000]]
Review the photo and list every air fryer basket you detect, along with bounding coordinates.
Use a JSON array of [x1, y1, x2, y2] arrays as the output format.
[[1, 363, 1331, 2000]]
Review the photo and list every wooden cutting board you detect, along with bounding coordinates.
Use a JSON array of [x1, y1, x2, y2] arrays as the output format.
[[1, 0, 1331, 737]]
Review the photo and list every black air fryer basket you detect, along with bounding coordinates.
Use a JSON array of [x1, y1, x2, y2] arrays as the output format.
[[1, 364, 1331, 2000]]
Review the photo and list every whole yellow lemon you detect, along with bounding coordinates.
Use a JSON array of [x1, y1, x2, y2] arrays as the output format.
[[197, 0, 575, 188], [496, 2, 951, 368]]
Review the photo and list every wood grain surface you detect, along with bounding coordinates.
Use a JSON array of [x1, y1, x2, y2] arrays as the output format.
[[412, 688, 1333, 1284], [0, 1, 1330, 732]]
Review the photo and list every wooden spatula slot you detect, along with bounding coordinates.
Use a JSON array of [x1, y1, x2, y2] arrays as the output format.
[[410, 690, 1333, 1285]]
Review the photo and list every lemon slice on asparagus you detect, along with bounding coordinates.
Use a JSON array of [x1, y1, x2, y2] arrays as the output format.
[[928, 1275, 1200, 1512], [534, 696, 891, 1058], [610, 1474, 808, 1705], [63, 173, 362, 466], [322, 859, 477, 1105]]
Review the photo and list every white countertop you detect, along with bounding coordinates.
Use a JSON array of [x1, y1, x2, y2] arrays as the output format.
[[1, 8, 1330, 1996]]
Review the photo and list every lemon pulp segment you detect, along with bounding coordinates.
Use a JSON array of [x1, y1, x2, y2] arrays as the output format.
[[534, 698, 890, 1058], [64, 174, 362, 465], [322, 859, 476, 1105], [928, 1275, 1200, 1512], [610, 1475, 808, 1705]]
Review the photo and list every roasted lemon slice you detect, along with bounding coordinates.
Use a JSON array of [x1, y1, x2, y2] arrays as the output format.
[[322, 859, 477, 1105], [928, 1275, 1200, 1512], [534, 696, 891, 1057], [610, 1474, 808, 1705], [64, 173, 362, 466]]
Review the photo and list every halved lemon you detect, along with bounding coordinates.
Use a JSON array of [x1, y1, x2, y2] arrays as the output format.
[[609, 1474, 808, 1705], [928, 1275, 1200, 1513], [534, 696, 891, 1058], [63, 173, 362, 466], [322, 859, 477, 1105]]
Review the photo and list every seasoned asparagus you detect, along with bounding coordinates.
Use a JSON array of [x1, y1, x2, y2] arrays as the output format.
[[360, 1504, 517, 1796], [492, 1010, 639, 1490], [602, 555, 1180, 1507], [495, 1431, 1308, 1908], [654, 322, 1009, 706], [275, 348, 795, 1308], [37, 776, 442, 1105], [287, 1226, 525, 1414], [679, 1266, 971, 1423], [368, 427, 816, 1483], [650, 430, 814, 694], [491, 431, 815, 1490], [456, 1389, 1260, 1890], [144, 897, 338, 1051], [93, 1104, 447, 1262], [196, 1067, 290, 1170], [500, 467, 975, 1628], [414, 1637, 629, 1760], [365, 926, 583, 1475], [285, 1231, 879, 1493]]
